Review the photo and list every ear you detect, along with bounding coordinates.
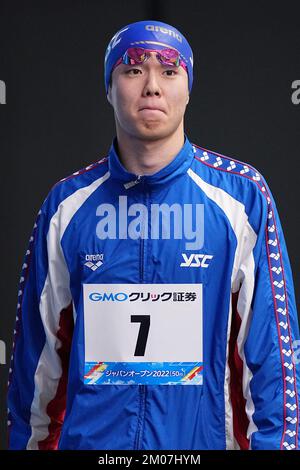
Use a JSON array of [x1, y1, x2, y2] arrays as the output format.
[[107, 86, 112, 105], [186, 95, 190, 105]]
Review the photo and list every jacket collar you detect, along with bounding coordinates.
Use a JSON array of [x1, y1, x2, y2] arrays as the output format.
[[108, 133, 195, 189]]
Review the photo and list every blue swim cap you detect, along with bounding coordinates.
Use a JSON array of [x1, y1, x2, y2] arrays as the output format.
[[104, 20, 194, 95]]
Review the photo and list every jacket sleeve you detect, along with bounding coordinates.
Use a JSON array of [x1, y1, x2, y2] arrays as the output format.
[[230, 175, 300, 450], [7, 192, 74, 450]]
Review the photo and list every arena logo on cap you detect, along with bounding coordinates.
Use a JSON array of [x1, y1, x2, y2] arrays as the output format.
[[145, 25, 182, 43]]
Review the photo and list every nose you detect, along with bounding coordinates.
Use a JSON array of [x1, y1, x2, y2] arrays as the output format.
[[141, 55, 162, 97], [143, 70, 161, 96]]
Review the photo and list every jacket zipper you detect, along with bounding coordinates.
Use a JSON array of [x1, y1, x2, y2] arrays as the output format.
[[124, 175, 142, 190], [135, 178, 149, 450], [139, 177, 148, 284], [134, 384, 146, 450]]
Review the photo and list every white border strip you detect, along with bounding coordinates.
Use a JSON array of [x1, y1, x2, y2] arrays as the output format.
[[27, 171, 110, 449]]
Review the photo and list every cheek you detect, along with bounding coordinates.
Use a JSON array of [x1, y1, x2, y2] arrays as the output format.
[[115, 87, 137, 113], [169, 93, 188, 113], [168, 82, 188, 102], [113, 93, 130, 117]]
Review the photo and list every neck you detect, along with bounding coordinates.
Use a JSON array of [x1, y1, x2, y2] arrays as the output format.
[[115, 125, 185, 176]]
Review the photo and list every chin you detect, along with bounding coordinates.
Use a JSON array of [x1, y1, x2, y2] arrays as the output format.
[[136, 127, 170, 141]]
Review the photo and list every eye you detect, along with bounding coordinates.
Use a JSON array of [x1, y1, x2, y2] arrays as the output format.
[[126, 68, 142, 75], [164, 69, 178, 76]]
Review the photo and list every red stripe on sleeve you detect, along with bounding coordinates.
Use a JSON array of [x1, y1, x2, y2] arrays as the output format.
[[228, 291, 250, 450], [38, 302, 74, 450]]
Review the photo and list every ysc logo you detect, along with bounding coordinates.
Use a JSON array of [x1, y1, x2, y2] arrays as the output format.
[[180, 253, 213, 268]]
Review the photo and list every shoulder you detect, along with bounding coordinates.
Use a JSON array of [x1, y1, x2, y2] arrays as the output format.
[[190, 142, 271, 199], [191, 143, 265, 186], [190, 143, 272, 232], [41, 155, 109, 218]]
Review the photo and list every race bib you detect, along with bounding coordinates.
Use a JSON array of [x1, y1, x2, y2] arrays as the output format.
[[83, 283, 203, 385]]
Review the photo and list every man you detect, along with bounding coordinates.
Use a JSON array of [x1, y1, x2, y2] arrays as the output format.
[[7, 20, 300, 450]]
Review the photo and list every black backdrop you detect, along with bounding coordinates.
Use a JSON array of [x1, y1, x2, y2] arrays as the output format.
[[0, 0, 299, 450]]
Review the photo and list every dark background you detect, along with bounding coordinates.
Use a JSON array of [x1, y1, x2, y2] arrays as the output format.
[[0, 0, 299, 450]]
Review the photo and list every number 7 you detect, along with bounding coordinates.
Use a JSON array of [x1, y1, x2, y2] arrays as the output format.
[[131, 315, 150, 356]]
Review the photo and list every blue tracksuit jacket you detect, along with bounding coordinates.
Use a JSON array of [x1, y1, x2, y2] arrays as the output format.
[[7, 133, 300, 450]]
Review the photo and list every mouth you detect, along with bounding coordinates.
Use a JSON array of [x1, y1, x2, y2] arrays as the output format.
[[139, 107, 165, 113]]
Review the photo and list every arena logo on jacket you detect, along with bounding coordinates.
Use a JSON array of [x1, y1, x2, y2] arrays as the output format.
[[83, 253, 104, 271]]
